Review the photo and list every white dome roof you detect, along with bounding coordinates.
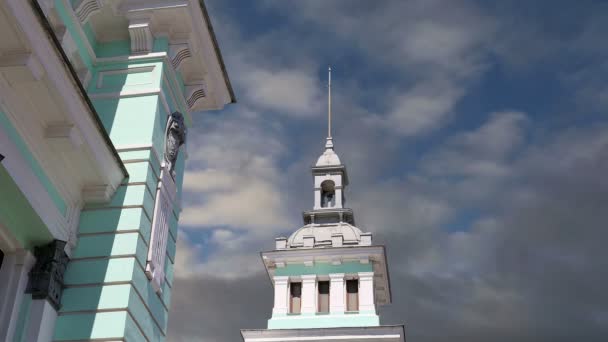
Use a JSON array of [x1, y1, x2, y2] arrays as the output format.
[[288, 223, 363, 247], [315, 137, 341, 167]]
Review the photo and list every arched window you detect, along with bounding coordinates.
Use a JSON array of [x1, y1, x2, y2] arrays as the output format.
[[320, 180, 335, 208]]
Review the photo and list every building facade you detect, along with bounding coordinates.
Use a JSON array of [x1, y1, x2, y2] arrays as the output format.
[[240, 133, 405, 341], [0, 0, 234, 341]]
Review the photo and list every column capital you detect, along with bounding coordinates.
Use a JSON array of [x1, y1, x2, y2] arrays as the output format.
[[358, 272, 374, 280], [301, 274, 317, 282], [273, 276, 289, 285], [329, 273, 345, 280]]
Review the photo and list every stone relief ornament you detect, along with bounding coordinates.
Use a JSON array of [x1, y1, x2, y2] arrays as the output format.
[[164, 111, 187, 179]]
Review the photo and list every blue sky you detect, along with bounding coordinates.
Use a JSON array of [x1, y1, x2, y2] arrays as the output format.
[[167, 1, 608, 341]]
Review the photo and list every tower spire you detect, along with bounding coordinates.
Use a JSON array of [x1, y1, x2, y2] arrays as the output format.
[[326, 66, 334, 150], [328, 66, 332, 139]]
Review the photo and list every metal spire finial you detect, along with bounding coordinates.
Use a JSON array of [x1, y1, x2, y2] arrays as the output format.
[[328, 66, 332, 139]]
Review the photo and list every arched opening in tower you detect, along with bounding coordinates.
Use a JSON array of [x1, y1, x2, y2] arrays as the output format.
[[320, 180, 336, 208]]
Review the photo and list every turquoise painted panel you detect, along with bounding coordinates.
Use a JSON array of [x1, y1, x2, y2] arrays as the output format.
[[72, 232, 147, 266], [100, 69, 154, 91], [131, 267, 168, 332], [153, 37, 169, 53], [79, 207, 152, 244], [54, 311, 128, 340], [85, 184, 155, 219], [119, 149, 154, 162], [83, 23, 98, 51], [168, 214, 178, 242], [161, 280, 172, 308], [164, 256, 174, 287], [90, 95, 160, 148], [125, 313, 148, 342], [0, 110, 67, 215], [267, 313, 380, 329], [173, 149, 186, 208], [63, 257, 137, 285], [166, 234, 176, 263], [60, 284, 131, 312], [130, 256, 171, 311], [123, 161, 158, 197], [96, 41, 131, 58], [153, 100, 167, 161], [59, 283, 167, 339], [12, 294, 32, 342], [275, 262, 373, 277]]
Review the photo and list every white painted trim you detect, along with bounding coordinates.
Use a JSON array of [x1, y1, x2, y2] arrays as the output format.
[[25, 299, 58, 342], [88, 87, 163, 99], [6, 0, 124, 200], [0, 249, 36, 342], [115, 144, 162, 168], [96, 65, 156, 89], [88, 85, 172, 120]]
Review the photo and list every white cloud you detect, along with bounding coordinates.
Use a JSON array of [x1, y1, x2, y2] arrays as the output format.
[[382, 78, 465, 136], [239, 68, 323, 117]]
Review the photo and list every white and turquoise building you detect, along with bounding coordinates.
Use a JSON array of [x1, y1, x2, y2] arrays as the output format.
[[241, 135, 405, 341], [0, 0, 234, 341]]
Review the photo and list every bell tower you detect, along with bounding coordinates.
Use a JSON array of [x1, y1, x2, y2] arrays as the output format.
[[240, 68, 405, 341]]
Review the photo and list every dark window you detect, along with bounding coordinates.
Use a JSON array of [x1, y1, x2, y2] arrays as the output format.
[[290, 282, 302, 314], [318, 281, 330, 313], [0, 249, 4, 271], [346, 279, 359, 311]]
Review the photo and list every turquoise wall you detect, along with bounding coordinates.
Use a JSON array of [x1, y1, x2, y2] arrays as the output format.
[[51, 3, 185, 341]]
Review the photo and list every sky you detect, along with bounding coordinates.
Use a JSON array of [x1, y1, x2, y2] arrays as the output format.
[[167, 1, 608, 341]]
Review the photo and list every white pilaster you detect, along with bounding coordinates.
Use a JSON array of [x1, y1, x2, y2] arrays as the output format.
[[0, 249, 36, 342], [329, 273, 345, 314], [301, 275, 316, 314], [272, 276, 289, 316], [24, 299, 58, 342], [335, 187, 343, 208], [314, 188, 321, 209], [358, 272, 375, 313]]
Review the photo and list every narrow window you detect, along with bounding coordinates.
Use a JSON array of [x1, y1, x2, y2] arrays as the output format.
[[290, 282, 302, 314], [0, 249, 4, 271], [318, 281, 330, 313], [346, 279, 359, 312]]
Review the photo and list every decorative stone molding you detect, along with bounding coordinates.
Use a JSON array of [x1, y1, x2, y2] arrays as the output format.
[[331, 233, 344, 247], [82, 183, 116, 203], [73, 0, 102, 24], [128, 18, 153, 54], [185, 82, 207, 109], [44, 122, 83, 149], [275, 237, 287, 250], [146, 167, 177, 294], [360, 232, 373, 246], [169, 43, 192, 70], [0, 52, 45, 83], [26, 240, 69, 311], [303, 235, 315, 248]]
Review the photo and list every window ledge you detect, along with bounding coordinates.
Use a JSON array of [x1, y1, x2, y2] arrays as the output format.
[[345, 311, 360, 314]]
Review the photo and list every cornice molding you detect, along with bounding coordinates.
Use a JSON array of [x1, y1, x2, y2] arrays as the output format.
[[128, 18, 154, 54], [73, 0, 102, 23]]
